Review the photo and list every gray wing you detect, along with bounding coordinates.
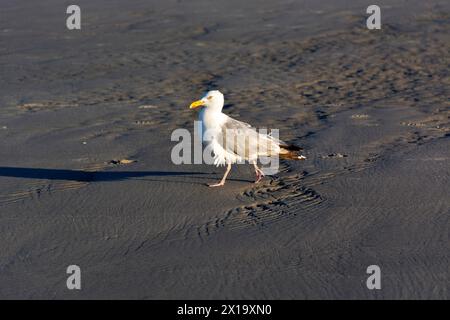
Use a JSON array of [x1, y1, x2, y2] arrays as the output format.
[[219, 115, 282, 160]]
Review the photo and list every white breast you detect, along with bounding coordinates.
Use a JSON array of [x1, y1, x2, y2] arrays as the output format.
[[199, 109, 239, 166], [199, 109, 226, 142]]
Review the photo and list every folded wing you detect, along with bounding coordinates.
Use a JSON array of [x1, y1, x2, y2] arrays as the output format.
[[209, 116, 282, 165]]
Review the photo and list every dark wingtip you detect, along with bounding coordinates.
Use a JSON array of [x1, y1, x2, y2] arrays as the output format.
[[282, 144, 303, 151]]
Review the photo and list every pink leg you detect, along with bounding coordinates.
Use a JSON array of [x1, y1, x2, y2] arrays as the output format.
[[208, 163, 232, 187], [253, 161, 265, 183]]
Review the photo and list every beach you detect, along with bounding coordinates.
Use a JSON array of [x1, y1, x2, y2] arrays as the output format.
[[0, 0, 449, 299]]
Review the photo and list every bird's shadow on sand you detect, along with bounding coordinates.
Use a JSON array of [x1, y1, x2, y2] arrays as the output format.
[[0, 167, 253, 184]]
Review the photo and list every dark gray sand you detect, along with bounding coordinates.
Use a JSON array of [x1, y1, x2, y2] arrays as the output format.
[[0, 0, 449, 299]]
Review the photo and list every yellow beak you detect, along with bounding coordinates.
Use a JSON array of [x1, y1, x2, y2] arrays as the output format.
[[189, 100, 205, 109]]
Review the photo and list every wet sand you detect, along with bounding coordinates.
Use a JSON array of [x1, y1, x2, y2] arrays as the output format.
[[0, 0, 449, 299]]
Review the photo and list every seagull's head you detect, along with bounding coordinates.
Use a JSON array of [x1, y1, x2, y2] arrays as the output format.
[[189, 90, 224, 112]]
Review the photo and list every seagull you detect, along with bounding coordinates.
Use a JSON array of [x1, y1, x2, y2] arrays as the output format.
[[189, 90, 306, 187]]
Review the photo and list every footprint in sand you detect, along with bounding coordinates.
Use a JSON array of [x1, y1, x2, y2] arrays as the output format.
[[321, 153, 348, 159], [351, 114, 370, 119], [138, 105, 158, 109]]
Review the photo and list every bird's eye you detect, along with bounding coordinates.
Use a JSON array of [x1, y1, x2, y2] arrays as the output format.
[[207, 96, 212, 100]]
